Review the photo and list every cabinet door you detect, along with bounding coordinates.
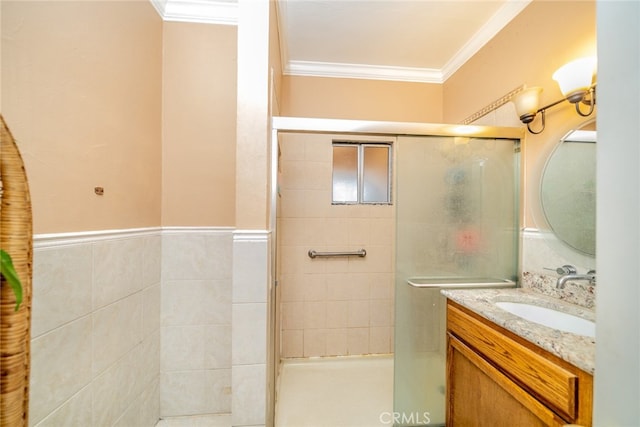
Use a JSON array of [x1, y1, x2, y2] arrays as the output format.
[[447, 334, 566, 427]]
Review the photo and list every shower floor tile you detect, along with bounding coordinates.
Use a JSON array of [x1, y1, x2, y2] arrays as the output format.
[[275, 354, 394, 427]]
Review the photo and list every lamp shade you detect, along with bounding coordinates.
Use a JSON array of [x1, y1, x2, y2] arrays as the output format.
[[552, 57, 597, 101], [512, 87, 543, 122]]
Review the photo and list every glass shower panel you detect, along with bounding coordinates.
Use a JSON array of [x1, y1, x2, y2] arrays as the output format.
[[393, 135, 519, 426]]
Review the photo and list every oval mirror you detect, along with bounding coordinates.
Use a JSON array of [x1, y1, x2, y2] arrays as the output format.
[[540, 121, 596, 256]]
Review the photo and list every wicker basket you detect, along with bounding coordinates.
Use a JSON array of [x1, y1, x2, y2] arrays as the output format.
[[0, 115, 33, 427]]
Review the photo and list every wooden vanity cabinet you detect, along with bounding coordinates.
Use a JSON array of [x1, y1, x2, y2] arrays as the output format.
[[446, 300, 593, 427]]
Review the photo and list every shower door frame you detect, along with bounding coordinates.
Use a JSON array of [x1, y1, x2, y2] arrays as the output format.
[[268, 117, 523, 425]]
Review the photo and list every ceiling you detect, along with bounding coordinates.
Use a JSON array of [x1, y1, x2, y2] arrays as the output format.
[[152, 0, 531, 83]]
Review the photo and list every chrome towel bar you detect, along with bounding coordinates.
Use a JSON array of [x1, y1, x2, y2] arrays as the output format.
[[308, 249, 366, 259]]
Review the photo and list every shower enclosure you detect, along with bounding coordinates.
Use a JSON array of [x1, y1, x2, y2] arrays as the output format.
[[269, 119, 521, 426], [393, 135, 520, 426]]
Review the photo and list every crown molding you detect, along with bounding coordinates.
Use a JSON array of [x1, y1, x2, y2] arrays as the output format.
[[281, 0, 530, 83], [150, 0, 238, 25], [149, 0, 529, 81], [284, 60, 443, 84], [441, 0, 531, 81]]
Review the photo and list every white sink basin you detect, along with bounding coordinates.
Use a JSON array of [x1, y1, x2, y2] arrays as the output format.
[[495, 301, 595, 338]]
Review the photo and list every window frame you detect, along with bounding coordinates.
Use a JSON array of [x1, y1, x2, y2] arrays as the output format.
[[331, 141, 393, 205]]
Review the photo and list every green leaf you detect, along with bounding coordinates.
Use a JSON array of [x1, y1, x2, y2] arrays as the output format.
[[0, 249, 23, 311]]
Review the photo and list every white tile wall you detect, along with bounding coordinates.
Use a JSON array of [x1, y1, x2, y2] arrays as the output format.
[[160, 369, 231, 416], [92, 337, 149, 425], [278, 133, 396, 358], [232, 364, 267, 426], [92, 293, 143, 376], [32, 386, 93, 427], [30, 230, 162, 427], [160, 229, 233, 418], [114, 378, 161, 427], [31, 227, 262, 426], [162, 279, 230, 326], [92, 237, 145, 309], [162, 232, 233, 281], [231, 233, 270, 427], [521, 228, 595, 275], [30, 317, 93, 424], [31, 245, 93, 337], [232, 303, 267, 366]]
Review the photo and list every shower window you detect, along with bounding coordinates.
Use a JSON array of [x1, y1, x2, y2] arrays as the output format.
[[332, 142, 392, 204]]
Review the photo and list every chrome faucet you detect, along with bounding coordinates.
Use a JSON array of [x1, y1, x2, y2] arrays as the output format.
[[553, 264, 596, 289]]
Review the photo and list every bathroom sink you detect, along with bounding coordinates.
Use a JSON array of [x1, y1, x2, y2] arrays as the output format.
[[495, 301, 595, 338]]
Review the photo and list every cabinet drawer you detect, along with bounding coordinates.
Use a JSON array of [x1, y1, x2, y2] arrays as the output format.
[[447, 334, 566, 426], [447, 303, 578, 421]]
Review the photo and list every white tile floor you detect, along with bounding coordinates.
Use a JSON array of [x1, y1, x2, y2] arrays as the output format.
[[155, 414, 231, 427], [155, 355, 393, 427], [275, 355, 394, 427]]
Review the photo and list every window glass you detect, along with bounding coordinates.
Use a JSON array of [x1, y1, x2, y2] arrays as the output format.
[[332, 142, 391, 204], [332, 145, 358, 203], [363, 145, 390, 203]]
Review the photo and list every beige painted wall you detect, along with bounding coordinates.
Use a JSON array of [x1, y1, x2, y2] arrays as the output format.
[[2, 0, 594, 235], [443, 0, 596, 228], [1, 1, 163, 234], [281, 76, 443, 122], [230, 0, 283, 231], [2, 3, 239, 232], [444, 1, 596, 124], [161, 22, 237, 227], [235, 0, 272, 230]]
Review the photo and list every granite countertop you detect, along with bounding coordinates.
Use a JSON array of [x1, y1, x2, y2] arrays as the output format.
[[441, 288, 595, 374]]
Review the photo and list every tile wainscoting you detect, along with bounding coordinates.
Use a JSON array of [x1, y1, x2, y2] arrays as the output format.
[[231, 230, 269, 427], [30, 227, 269, 427], [31, 228, 163, 427], [161, 228, 234, 418]]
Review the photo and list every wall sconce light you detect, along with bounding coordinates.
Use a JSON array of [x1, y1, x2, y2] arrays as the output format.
[[512, 57, 597, 134]]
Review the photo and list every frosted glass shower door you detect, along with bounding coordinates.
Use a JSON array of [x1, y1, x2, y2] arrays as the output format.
[[393, 135, 519, 426]]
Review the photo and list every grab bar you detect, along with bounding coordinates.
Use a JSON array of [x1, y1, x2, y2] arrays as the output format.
[[308, 249, 366, 259]]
